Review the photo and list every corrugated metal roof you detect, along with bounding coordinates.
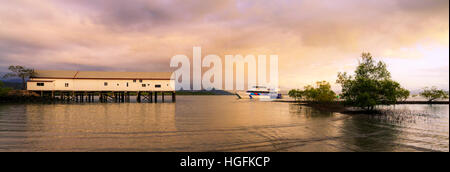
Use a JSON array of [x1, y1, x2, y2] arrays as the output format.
[[33, 70, 172, 80], [33, 70, 78, 78]]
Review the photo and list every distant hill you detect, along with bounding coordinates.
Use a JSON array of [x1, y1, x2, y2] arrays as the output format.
[[0, 80, 23, 90], [0, 80, 234, 95]]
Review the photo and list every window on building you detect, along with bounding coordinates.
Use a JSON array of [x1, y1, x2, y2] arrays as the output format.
[[139, 79, 143, 83], [37, 83, 44, 86], [142, 84, 146, 87], [65, 83, 69, 87], [155, 84, 161, 88], [117, 83, 119, 86], [104, 82, 108, 86], [133, 79, 136, 83], [126, 82, 129, 87]]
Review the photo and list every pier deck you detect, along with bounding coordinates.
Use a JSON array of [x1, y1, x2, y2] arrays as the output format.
[[33, 91, 176, 103]]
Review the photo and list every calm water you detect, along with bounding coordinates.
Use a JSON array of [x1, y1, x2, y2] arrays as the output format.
[[0, 96, 448, 152]]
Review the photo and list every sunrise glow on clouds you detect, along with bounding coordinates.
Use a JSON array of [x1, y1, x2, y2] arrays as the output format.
[[0, 0, 448, 90]]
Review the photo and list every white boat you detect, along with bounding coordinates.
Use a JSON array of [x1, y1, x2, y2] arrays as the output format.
[[236, 86, 281, 100]]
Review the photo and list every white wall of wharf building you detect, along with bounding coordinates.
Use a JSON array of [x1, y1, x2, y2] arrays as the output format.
[[27, 78, 175, 92]]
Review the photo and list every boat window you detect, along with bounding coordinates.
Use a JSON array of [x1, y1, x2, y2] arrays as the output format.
[[247, 91, 270, 93], [37, 83, 44, 86]]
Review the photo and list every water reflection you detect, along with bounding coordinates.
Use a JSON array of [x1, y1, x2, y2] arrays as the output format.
[[339, 115, 401, 152], [0, 96, 448, 152], [22, 103, 176, 151]]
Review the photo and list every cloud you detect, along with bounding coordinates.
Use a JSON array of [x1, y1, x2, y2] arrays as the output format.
[[54, 0, 238, 31], [0, 0, 448, 90]]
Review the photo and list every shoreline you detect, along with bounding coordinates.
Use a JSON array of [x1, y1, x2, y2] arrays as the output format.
[[2, 94, 449, 105], [283, 100, 449, 115], [0, 95, 57, 104], [0, 94, 236, 104], [274, 99, 449, 104]]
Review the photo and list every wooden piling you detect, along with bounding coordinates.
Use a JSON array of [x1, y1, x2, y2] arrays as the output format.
[[28, 90, 175, 103], [149, 92, 153, 103], [137, 92, 141, 102], [172, 92, 176, 102]]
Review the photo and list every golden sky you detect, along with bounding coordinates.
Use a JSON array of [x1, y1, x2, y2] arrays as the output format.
[[0, 0, 448, 90]]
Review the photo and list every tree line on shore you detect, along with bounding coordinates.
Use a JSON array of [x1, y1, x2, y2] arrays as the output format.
[[0, 56, 449, 107], [1, 65, 36, 97], [0, 81, 11, 97], [288, 52, 449, 111]]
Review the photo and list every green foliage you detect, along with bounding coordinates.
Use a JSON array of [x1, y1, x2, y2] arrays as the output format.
[[397, 88, 410, 101], [303, 81, 336, 103], [288, 89, 303, 100], [420, 87, 449, 102], [3, 65, 35, 90], [0, 81, 12, 96], [289, 81, 336, 103], [337, 52, 410, 111]]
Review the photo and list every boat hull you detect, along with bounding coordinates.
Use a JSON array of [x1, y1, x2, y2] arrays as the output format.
[[236, 92, 281, 100]]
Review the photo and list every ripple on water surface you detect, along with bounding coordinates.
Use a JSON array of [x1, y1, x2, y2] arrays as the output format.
[[0, 96, 448, 152]]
